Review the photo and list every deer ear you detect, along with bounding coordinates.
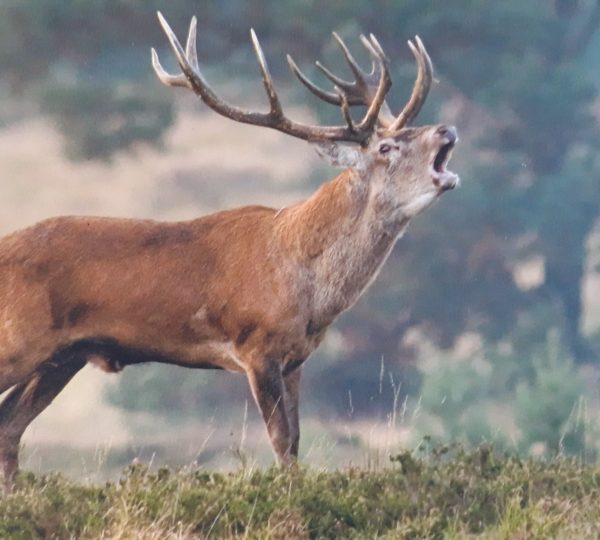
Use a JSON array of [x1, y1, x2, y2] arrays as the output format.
[[313, 142, 364, 170]]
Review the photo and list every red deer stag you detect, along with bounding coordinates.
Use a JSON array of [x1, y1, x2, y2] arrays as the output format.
[[0, 12, 458, 485]]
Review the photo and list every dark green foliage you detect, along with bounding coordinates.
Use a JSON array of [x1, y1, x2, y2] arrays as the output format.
[[1, 449, 599, 538]]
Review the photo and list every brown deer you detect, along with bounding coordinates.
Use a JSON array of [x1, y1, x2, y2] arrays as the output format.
[[0, 12, 458, 485]]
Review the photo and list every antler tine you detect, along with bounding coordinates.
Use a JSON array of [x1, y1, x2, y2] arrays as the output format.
[[315, 60, 354, 91], [151, 47, 190, 88], [354, 40, 392, 133], [250, 29, 284, 117], [359, 34, 396, 128], [358, 34, 388, 84], [332, 32, 370, 80], [358, 35, 380, 77], [416, 36, 434, 83], [386, 35, 433, 133], [286, 55, 341, 105], [367, 34, 389, 65], [335, 85, 357, 133], [185, 15, 200, 71]]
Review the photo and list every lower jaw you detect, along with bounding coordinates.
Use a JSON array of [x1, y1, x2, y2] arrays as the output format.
[[431, 171, 459, 190]]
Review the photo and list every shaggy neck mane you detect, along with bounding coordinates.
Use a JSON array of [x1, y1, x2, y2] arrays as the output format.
[[275, 167, 410, 323]]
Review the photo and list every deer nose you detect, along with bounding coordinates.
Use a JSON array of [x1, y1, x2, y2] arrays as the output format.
[[436, 125, 457, 143]]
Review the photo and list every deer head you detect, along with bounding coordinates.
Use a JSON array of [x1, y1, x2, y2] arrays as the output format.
[[151, 13, 458, 219]]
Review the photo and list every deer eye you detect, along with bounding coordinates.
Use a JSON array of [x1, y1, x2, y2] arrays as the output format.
[[379, 143, 392, 154]]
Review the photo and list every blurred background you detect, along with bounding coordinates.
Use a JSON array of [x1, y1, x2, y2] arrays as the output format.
[[2, 0, 600, 480]]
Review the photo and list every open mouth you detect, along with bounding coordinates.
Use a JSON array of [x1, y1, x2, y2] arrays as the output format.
[[430, 140, 459, 191], [434, 141, 454, 173]]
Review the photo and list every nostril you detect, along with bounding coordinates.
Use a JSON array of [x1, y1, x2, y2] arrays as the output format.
[[436, 125, 457, 142]]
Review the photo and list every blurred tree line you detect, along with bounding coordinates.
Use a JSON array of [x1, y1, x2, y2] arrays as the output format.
[[3, 1, 600, 455]]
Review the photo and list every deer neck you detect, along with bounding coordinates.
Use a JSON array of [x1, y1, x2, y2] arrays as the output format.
[[276, 167, 410, 323]]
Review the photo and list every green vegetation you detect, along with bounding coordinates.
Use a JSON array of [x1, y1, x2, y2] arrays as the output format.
[[2, 447, 599, 539]]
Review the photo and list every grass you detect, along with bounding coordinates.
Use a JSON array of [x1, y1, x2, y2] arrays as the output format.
[[1, 445, 599, 539]]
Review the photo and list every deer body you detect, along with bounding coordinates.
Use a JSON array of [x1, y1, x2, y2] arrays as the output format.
[[0, 165, 413, 386], [0, 12, 459, 484]]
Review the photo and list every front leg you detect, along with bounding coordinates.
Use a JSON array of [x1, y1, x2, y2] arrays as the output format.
[[283, 367, 301, 458], [245, 360, 292, 464]]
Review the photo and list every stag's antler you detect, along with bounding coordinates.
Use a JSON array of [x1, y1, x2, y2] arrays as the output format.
[[151, 12, 391, 145], [288, 33, 433, 133]]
